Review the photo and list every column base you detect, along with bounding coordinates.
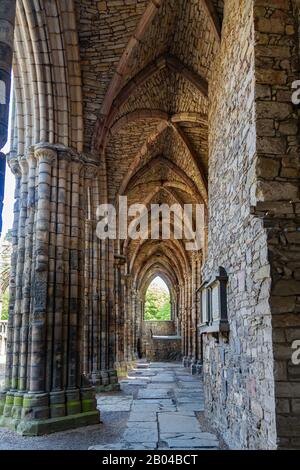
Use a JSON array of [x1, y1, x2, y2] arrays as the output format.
[[190, 361, 197, 375], [116, 360, 137, 378], [0, 386, 100, 435], [90, 369, 121, 393], [182, 356, 190, 368], [195, 361, 203, 375], [0, 410, 100, 436]]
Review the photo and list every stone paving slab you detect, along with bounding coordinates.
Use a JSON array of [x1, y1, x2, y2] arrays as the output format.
[[132, 401, 176, 412], [137, 389, 171, 399], [129, 371, 156, 377], [121, 382, 148, 387], [91, 362, 220, 451], [160, 430, 219, 449], [146, 383, 177, 390], [164, 439, 219, 449], [97, 396, 133, 412], [161, 438, 219, 448], [178, 403, 205, 412], [176, 394, 203, 400], [128, 412, 157, 422], [176, 376, 201, 382], [151, 376, 175, 383], [126, 421, 158, 430], [149, 363, 181, 368], [158, 412, 201, 433], [176, 393, 203, 400], [121, 379, 150, 386], [89, 442, 157, 450], [123, 427, 158, 443], [162, 431, 218, 440], [177, 383, 202, 389]]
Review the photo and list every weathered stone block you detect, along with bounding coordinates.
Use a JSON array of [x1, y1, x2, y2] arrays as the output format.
[[273, 280, 300, 296], [256, 181, 298, 202]]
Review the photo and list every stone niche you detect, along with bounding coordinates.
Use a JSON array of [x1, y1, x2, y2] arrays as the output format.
[[199, 267, 229, 335]]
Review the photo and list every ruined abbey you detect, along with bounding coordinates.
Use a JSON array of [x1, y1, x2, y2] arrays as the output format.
[[0, 0, 300, 450]]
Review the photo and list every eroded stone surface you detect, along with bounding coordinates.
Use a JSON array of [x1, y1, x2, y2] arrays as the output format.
[[1, 0, 299, 451], [90, 362, 221, 450], [96, 396, 133, 413]]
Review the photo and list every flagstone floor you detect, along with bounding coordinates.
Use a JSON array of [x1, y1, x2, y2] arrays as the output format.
[[0, 362, 224, 450], [90, 362, 222, 450]]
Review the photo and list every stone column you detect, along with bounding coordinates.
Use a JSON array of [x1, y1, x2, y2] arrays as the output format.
[[127, 277, 136, 366], [100, 239, 108, 371], [0, 144, 100, 435], [80, 168, 119, 392], [0, 152, 5, 235], [0, 328, 5, 356], [182, 277, 190, 367], [114, 258, 122, 372], [3, 153, 20, 396], [179, 282, 184, 359], [106, 240, 119, 386], [190, 257, 197, 373], [131, 288, 138, 361], [195, 256, 202, 373], [0, 0, 16, 235]]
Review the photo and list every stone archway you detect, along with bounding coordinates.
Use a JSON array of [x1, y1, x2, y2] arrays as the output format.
[[0, 0, 299, 451]]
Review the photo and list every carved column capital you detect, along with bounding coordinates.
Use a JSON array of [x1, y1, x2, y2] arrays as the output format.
[[34, 144, 57, 165], [7, 151, 21, 177], [70, 158, 83, 173], [18, 156, 29, 176], [84, 162, 98, 179]]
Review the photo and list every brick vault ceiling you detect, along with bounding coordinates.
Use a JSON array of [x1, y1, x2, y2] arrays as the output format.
[[83, 0, 222, 201], [77, 0, 223, 276], [12, 0, 223, 281]]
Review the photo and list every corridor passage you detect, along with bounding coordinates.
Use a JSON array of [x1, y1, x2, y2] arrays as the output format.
[[91, 362, 221, 450], [0, 362, 222, 450]]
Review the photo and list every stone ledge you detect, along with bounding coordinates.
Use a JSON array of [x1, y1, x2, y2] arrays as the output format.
[[0, 410, 100, 436]]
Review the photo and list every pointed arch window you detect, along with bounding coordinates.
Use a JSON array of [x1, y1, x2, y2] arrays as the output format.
[[144, 276, 171, 321]]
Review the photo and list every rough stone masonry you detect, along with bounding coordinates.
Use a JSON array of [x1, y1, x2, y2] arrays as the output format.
[[0, 0, 299, 450]]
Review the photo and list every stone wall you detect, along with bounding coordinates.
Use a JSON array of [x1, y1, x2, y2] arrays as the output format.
[[143, 320, 176, 337], [142, 321, 177, 360], [146, 337, 182, 362], [254, 0, 300, 449], [0, 0, 16, 234], [202, 0, 277, 450]]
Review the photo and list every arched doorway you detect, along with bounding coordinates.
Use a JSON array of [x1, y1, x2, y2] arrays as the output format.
[[144, 276, 171, 322], [139, 275, 181, 362]]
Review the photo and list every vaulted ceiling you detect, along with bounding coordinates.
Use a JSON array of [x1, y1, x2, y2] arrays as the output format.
[[12, 0, 224, 291], [79, 0, 223, 286]]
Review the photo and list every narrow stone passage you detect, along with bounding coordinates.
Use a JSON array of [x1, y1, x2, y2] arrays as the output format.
[[0, 361, 223, 450], [90, 362, 221, 450]]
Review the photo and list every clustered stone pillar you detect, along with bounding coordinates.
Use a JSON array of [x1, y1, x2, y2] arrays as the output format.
[[182, 276, 189, 366], [0, 152, 5, 235], [134, 297, 143, 358], [113, 257, 137, 376], [191, 254, 203, 374], [0, 0, 16, 235], [0, 144, 100, 435], [181, 254, 202, 373], [79, 172, 119, 393], [114, 256, 124, 374], [125, 276, 136, 366]]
